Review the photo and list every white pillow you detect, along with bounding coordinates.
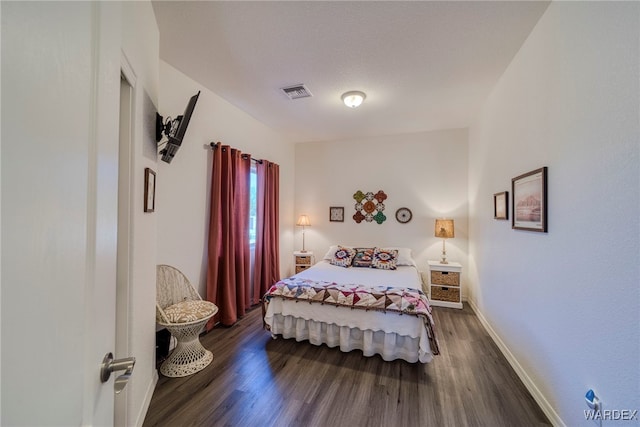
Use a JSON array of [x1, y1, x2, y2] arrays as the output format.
[[323, 245, 339, 260], [386, 247, 416, 267]]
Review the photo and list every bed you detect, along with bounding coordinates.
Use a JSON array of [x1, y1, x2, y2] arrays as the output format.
[[262, 246, 439, 363]]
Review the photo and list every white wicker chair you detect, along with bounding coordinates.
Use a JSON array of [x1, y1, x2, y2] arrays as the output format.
[[156, 265, 218, 377]]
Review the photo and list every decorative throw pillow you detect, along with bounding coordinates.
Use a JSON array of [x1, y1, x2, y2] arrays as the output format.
[[330, 246, 356, 268], [371, 247, 399, 270], [352, 247, 375, 267]]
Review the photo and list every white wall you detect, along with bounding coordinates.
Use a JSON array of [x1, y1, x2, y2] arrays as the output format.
[[157, 61, 296, 297], [121, 2, 161, 426], [295, 129, 468, 284], [468, 2, 639, 426]]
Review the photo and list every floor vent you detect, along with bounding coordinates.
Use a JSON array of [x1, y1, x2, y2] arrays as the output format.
[[281, 84, 312, 100]]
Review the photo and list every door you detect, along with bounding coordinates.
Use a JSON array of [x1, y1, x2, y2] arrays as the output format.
[[1, 2, 123, 425], [85, 3, 123, 424]]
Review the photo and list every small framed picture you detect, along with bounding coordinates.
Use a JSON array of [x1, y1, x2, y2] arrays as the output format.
[[512, 167, 547, 232], [329, 206, 344, 222], [493, 191, 508, 220], [144, 167, 156, 213]]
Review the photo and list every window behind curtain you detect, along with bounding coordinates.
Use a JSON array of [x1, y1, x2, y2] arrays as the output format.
[[249, 162, 257, 302]]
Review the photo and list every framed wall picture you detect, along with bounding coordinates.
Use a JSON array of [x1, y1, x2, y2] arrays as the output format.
[[493, 191, 508, 220], [144, 167, 156, 213], [329, 206, 344, 222], [512, 167, 547, 232]]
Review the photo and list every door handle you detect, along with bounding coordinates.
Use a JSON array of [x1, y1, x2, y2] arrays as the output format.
[[100, 352, 136, 394]]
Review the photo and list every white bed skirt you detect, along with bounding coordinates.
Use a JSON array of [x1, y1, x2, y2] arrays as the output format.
[[267, 313, 433, 363]]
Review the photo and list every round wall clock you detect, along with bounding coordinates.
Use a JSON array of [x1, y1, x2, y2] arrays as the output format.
[[395, 207, 412, 224]]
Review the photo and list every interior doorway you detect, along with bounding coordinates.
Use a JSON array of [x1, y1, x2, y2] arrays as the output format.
[[116, 69, 135, 426]]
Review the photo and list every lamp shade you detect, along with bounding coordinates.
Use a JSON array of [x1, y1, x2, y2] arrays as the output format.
[[434, 219, 454, 239], [341, 91, 366, 108], [296, 214, 311, 227]]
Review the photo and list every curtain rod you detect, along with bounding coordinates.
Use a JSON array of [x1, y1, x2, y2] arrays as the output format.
[[209, 142, 263, 163]]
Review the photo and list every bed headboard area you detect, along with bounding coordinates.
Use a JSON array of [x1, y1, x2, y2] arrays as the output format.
[[293, 130, 468, 278]]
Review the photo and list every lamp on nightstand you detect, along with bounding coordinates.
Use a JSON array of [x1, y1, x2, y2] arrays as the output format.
[[296, 214, 311, 252], [434, 218, 454, 264]]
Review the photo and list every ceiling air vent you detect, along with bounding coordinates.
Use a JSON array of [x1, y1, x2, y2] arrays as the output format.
[[281, 84, 312, 100]]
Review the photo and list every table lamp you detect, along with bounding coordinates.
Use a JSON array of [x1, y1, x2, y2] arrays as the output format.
[[434, 219, 454, 264], [296, 214, 311, 252]]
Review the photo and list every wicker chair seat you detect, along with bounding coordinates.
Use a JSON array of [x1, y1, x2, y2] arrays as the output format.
[[159, 300, 218, 325]]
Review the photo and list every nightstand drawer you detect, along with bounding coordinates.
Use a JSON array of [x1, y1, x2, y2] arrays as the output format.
[[295, 264, 311, 273], [431, 286, 460, 303], [431, 270, 460, 286], [295, 255, 312, 265]]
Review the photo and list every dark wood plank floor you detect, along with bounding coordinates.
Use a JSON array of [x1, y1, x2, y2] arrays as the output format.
[[143, 305, 550, 427]]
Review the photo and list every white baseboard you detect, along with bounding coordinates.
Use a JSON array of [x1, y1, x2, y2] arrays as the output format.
[[135, 369, 159, 427], [467, 299, 565, 427]]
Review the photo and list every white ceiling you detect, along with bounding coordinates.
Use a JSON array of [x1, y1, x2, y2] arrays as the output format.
[[152, 1, 550, 143]]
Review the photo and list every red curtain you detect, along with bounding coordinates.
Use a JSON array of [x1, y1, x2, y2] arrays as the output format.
[[206, 143, 251, 327], [252, 160, 280, 304]]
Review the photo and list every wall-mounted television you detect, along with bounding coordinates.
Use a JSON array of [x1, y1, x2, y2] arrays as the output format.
[[156, 91, 200, 163]]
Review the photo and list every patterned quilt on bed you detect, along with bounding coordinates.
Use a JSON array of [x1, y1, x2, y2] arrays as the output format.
[[263, 277, 440, 355]]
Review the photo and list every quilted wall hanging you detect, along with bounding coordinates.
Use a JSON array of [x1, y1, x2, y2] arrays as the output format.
[[353, 190, 387, 224]]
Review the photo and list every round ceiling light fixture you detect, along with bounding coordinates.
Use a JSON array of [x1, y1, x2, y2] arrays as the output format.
[[341, 90, 366, 108]]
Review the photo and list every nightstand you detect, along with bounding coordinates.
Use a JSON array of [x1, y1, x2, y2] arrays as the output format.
[[294, 251, 314, 274], [427, 261, 462, 309]]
